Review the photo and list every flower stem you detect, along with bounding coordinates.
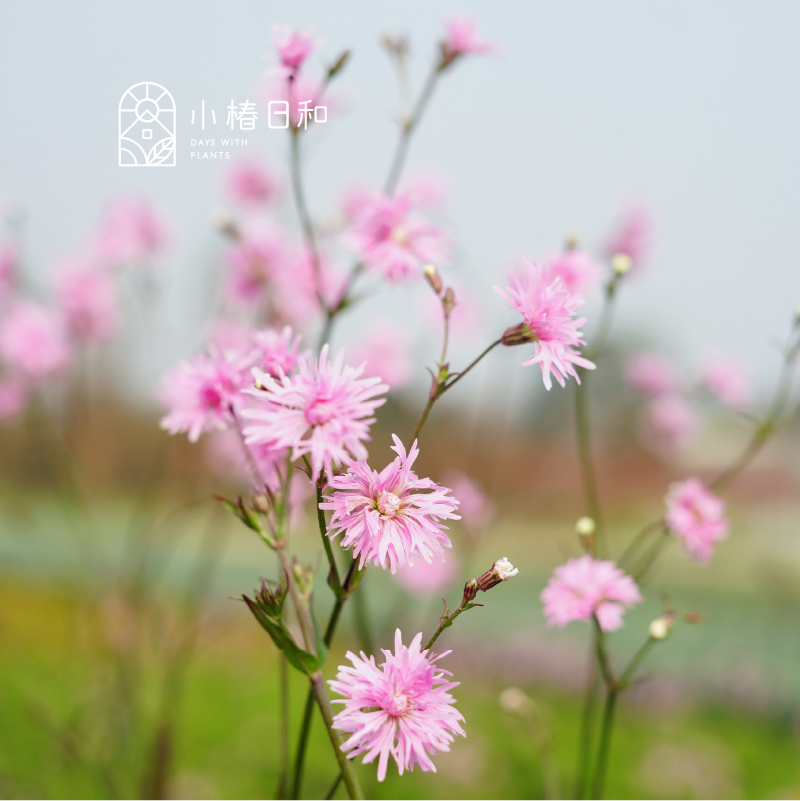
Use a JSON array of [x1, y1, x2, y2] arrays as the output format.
[[324, 773, 343, 800], [590, 687, 618, 800], [316, 484, 343, 595], [309, 672, 364, 800], [574, 634, 601, 799], [424, 597, 480, 651], [276, 653, 290, 799]]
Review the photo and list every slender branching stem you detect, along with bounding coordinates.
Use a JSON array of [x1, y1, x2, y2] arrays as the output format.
[[575, 632, 601, 799], [276, 654, 290, 799], [590, 687, 618, 800]]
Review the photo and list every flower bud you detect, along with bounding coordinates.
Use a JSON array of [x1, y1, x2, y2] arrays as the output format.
[[252, 493, 271, 515], [461, 577, 478, 605], [476, 557, 519, 592], [648, 615, 673, 640], [611, 253, 633, 275], [575, 517, 595, 537], [442, 287, 456, 315], [501, 322, 536, 347], [326, 50, 351, 80], [423, 264, 443, 295], [499, 686, 534, 715], [210, 208, 239, 240], [564, 232, 579, 251]]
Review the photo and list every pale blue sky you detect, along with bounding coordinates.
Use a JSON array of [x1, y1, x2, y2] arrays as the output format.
[[1, 0, 799, 402]]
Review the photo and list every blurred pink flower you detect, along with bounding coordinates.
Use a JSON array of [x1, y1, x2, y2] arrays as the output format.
[[207, 318, 255, 353], [226, 160, 278, 206], [496, 260, 595, 390], [242, 345, 388, 481], [349, 325, 414, 392], [329, 629, 465, 782], [0, 300, 71, 381], [251, 325, 305, 379], [638, 393, 701, 453], [0, 243, 17, 301], [320, 435, 459, 573], [442, 17, 495, 60], [605, 205, 651, 266], [700, 353, 751, 409], [273, 246, 346, 326], [224, 226, 288, 306], [53, 258, 119, 342], [542, 249, 602, 296], [625, 352, 678, 398], [94, 198, 166, 266], [159, 348, 251, 443], [443, 470, 494, 530], [665, 477, 728, 562], [541, 555, 642, 632], [401, 172, 448, 210], [0, 376, 26, 420], [272, 26, 317, 73], [396, 554, 458, 595], [345, 192, 451, 281]]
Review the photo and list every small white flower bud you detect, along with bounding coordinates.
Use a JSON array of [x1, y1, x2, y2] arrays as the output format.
[[493, 557, 518, 580], [575, 517, 596, 537], [476, 557, 518, 591], [611, 253, 633, 275], [648, 616, 673, 640], [499, 686, 533, 714]]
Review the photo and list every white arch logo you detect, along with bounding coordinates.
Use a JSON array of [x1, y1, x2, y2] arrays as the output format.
[[119, 82, 176, 166]]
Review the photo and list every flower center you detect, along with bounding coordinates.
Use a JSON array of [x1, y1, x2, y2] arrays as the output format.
[[304, 394, 336, 426], [391, 224, 409, 247], [386, 692, 412, 717], [200, 384, 223, 410], [376, 491, 401, 518]]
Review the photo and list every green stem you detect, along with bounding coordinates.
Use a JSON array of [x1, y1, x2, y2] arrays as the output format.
[[575, 633, 601, 799], [316, 485, 342, 594], [276, 654, 290, 799], [590, 688, 618, 800], [324, 773, 343, 800], [617, 520, 665, 571], [352, 585, 375, 655], [424, 599, 480, 651], [618, 637, 656, 690], [309, 673, 364, 800]]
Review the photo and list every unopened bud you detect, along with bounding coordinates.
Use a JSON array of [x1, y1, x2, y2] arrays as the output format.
[[499, 686, 534, 715], [423, 264, 443, 295], [575, 517, 595, 537], [476, 557, 519, 592], [648, 615, 673, 640], [442, 287, 456, 315], [252, 493, 270, 515], [501, 322, 536, 347], [564, 232, 579, 251], [211, 208, 239, 240], [327, 50, 350, 79], [795, 304, 800, 325], [462, 578, 478, 605], [611, 253, 632, 275]]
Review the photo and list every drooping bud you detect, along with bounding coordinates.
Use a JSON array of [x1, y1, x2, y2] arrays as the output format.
[[476, 557, 519, 592], [423, 264, 444, 295], [611, 253, 633, 275], [501, 322, 536, 347], [648, 614, 674, 640], [461, 577, 478, 605]]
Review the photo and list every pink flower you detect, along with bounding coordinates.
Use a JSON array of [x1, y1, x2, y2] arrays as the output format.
[[665, 478, 728, 562], [345, 192, 451, 281], [700, 354, 751, 409], [224, 226, 288, 306], [542, 250, 602, 296], [396, 554, 458, 595], [625, 352, 678, 398], [53, 258, 119, 342], [0, 243, 17, 301], [638, 393, 701, 453], [495, 260, 595, 390], [442, 18, 494, 60], [94, 198, 166, 266], [541, 555, 642, 632], [241, 345, 388, 481], [159, 348, 251, 443], [329, 629, 465, 782], [272, 26, 317, 72], [226, 160, 278, 206], [251, 325, 305, 379], [320, 435, 459, 573], [605, 205, 651, 266], [443, 471, 494, 530], [0, 300, 71, 381], [349, 325, 414, 391], [0, 376, 26, 420], [207, 318, 256, 353]]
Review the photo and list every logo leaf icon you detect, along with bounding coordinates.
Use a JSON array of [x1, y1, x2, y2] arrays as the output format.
[[146, 137, 175, 166]]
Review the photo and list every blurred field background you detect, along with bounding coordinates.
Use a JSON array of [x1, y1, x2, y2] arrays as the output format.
[[4, 1, 800, 799]]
